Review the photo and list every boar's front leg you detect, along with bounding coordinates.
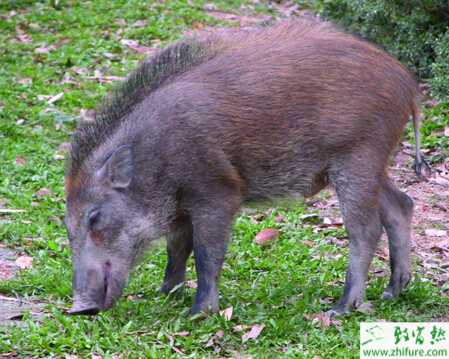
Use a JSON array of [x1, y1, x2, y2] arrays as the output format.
[[160, 215, 193, 294], [189, 195, 240, 315], [329, 164, 383, 315]]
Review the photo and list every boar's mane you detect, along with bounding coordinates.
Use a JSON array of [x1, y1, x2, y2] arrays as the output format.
[[68, 38, 217, 177]]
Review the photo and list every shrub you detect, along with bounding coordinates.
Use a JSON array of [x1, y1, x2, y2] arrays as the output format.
[[312, 0, 449, 100], [430, 29, 449, 101]]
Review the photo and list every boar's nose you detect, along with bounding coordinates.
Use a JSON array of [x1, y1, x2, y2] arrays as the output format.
[[68, 262, 110, 315]]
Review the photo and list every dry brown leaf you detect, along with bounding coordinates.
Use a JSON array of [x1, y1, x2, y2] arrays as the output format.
[[274, 214, 285, 223], [17, 78, 32, 85], [241, 324, 264, 342], [425, 229, 448, 237], [172, 347, 184, 355], [303, 240, 315, 247], [310, 312, 331, 327], [16, 27, 32, 43], [0, 209, 25, 214], [47, 92, 64, 104], [305, 312, 341, 328], [115, 18, 127, 26], [0, 261, 15, 280], [15, 255, 33, 269], [186, 280, 197, 289], [254, 228, 279, 246], [80, 109, 96, 123], [35, 46, 56, 54], [121, 39, 155, 55], [206, 329, 225, 348], [174, 331, 190, 337], [15, 156, 26, 166], [35, 188, 52, 198], [232, 324, 249, 332], [219, 306, 233, 321], [133, 20, 147, 27]]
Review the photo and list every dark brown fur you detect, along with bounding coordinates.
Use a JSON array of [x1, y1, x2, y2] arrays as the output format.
[[66, 18, 426, 316]]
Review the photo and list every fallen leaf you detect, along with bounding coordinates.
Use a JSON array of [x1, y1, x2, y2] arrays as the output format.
[[80, 109, 96, 123], [120, 39, 155, 55], [241, 324, 264, 342], [58, 142, 71, 153], [174, 331, 190, 337], [274, 214, 285, 223], [319, 297, 334, 305], [35, 46, 56, 54], [133, 20, 147, 27], [172, 347, 184, 355], [0, 352, 18, 358], [53, 154, 65, 161], [425, 229, 448, 237], [232, 324, 249, 332], [15, 255, 33, 269], [35, 188, 52, 198], [15, 156, 26, 166], [16, 27, 32, 43], [219, 306, 233, 321], [0, 209, 26, 214], [309, 312, 331, 327], [0, 261, 15, 280], [186, 280, 197, 289], [17, 78, 32, 85], [206, 330, 225, 347], [47, 92, 64, 104], [302, 240, 315, 247], [305, 312, 341, 329], [254, 228, 279, 246], [115, 18, 127, 26]]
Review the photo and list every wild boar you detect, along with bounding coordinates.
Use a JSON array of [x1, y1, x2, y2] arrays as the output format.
[[65, 18, 429, 316]]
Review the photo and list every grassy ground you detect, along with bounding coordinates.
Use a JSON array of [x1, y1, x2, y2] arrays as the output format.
[[0, 1, 448, 358]]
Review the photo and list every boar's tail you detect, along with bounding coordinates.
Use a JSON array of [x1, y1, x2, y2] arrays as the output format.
[[411, 102, 431, 179]]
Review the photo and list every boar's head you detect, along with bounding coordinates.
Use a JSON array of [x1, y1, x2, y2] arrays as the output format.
[[65, 145, 156, 315]]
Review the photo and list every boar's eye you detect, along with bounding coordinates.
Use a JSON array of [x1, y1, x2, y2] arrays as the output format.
[[88, 210, 100, 229]]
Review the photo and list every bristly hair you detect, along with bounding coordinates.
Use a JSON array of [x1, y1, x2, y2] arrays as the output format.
[[68, 38, 217, 177]]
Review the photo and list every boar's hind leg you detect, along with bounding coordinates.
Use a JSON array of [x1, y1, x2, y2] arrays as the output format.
[[160, 216, 193, 294], [329, 166, 383, 315], [189, 196, 239, 315], [380, 177, 413, 299]]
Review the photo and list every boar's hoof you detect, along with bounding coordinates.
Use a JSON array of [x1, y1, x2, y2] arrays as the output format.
[[326, 307, 349, 318], [381, 291, 395, 300], [160, 281, 185, 296], [68, 304, 100, 315], [382, 272, 411, 300], [190, 301, 219, 317]]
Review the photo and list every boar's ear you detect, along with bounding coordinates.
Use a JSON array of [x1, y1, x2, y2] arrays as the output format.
[[98, 145, 133, 189]]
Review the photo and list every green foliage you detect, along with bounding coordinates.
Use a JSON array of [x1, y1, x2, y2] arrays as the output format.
[[313, 0, 449, 100], [430, 29, 449, 101]]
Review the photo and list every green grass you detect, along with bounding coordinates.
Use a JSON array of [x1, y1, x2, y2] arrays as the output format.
[[1, 1, 448, 357]]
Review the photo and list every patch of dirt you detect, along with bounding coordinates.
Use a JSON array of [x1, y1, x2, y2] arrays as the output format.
[[0, 295, 46, 326], [0, 249, 47, 326], [0, 248, 18, 281]]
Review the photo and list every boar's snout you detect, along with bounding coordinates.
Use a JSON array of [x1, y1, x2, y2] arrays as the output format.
[[69, 260, 125, 315]]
